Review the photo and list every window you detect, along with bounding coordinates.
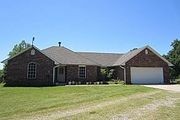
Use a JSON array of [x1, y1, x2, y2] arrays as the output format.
[[27, 62, 36, 79], [78, 65, 86, 78]]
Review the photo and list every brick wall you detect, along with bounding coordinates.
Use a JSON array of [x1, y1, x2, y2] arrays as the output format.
[[66, 65, 98, 83], [86, 66, 98, 82], [6, 47, 55, 86], [114, 66, 124, 80], [125, 48, 169, 84], [66, 65, 78, 82]]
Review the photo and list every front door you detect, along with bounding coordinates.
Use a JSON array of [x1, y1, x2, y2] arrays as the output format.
[[57, 66, 65, 83]]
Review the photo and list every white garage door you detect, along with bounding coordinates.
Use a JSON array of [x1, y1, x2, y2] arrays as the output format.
[[131, 67, 164, 84]]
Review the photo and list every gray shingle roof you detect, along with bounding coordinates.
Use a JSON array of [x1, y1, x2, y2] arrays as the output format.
[[42, 45, 173, 67], [78, 52, 123, 67], [42, 46, 99, 65], [2, 45, 172, 67], [113, 47, 145, 66]]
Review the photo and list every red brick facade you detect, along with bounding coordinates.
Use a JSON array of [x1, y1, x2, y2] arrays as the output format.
[[5, 47, 99, 86], [110, 66, 124, 80], [66, 65, 98, 83], [125, 48, 169, 84], [6, 47, 55, 86], [5, 46, 170, 86]]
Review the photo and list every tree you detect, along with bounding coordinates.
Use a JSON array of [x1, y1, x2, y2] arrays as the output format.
[[164, 39, 180, 78], [130, 48, 138, 51], [100, 68, 114, 81], [8, 40, 31, 57], [0, 69, 3, 83], [2, 40, 31, 82]]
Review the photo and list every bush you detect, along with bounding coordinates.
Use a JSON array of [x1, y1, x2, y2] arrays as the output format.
[[0, 70, 4, 83], [100, 68, 114, 81], [107, 79, 125, 85], [0, 78, 3, 83], [170, 79, 180, 84], [176, 79, 180, 84]]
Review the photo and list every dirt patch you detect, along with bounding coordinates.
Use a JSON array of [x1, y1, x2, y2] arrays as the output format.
[[112, 97, 179, 120], [15, 91, 160, 120]]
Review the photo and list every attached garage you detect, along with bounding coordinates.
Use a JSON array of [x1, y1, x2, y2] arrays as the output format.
[[113, 46, 173, 84], [131, 67, 164, 84]]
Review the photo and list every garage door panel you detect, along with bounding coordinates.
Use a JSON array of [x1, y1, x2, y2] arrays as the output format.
[[131, 67, 164, 84]]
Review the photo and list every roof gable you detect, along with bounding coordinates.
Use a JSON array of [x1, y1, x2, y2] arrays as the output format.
[[1, 47, 32, 64], [113, 45, 173, 66], [1, 46, 59, 64], [144, 46, 173, 66]]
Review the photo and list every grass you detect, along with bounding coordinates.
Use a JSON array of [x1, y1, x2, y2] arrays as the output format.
[[139, 93, 180, 120], [156, 101, 180, 120], [0, 84, 179, 120], [63, 91, 179, 120]]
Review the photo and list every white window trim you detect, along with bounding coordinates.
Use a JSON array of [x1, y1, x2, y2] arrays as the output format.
[[78, 65, 86, 78], [27, 62, 37, 79]]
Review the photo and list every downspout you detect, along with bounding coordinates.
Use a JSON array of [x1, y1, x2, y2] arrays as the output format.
[[120, 65, 126, 84], [53, 65, 60, 84]]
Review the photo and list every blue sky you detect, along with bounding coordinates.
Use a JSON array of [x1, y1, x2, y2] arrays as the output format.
[[0, 0, 180, 69]]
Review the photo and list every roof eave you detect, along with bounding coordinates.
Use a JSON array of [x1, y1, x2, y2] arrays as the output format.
[[112, 45, 173, 67], [1, 46, 60, 65], [146, 46, 174, 67], [1, 59, 8, 64], [1, 47, 32, 64], [168, 63, 174, 67]]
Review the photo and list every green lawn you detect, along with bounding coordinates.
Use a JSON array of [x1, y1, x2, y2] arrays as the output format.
[[0, 84, 179, 120]]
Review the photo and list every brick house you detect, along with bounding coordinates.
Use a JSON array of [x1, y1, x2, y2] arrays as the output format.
[[2, 45, 173, 86]]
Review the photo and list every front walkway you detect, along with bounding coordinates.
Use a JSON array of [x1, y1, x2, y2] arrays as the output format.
[[144, 85, 180, 92]]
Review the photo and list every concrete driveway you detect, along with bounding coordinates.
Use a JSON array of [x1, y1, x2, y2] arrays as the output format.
[[144, 85, 180, 92]]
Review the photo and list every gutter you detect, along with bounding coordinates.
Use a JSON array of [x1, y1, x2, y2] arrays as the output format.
[[53, 65, 60, 84], [120, 65, 126, 84]]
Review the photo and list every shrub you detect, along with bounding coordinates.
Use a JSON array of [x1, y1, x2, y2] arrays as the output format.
[[170, 79, 180, 84], [0, 77, 3, 83], [107, 79, 125, 85], [0, 70, 4, 83], [100, 68, 114, 81], [176, 79, 180, 84]]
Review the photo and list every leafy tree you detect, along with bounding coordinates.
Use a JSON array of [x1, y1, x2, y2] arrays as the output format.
[[2, 65, 7, 81], [0, 69, 3, 82], [8, 40, 31, 57], [130, 48, 138, 51], [100, 68, 114, 81], [164, 39, 180, 78], [2, 40, 31, 81]]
